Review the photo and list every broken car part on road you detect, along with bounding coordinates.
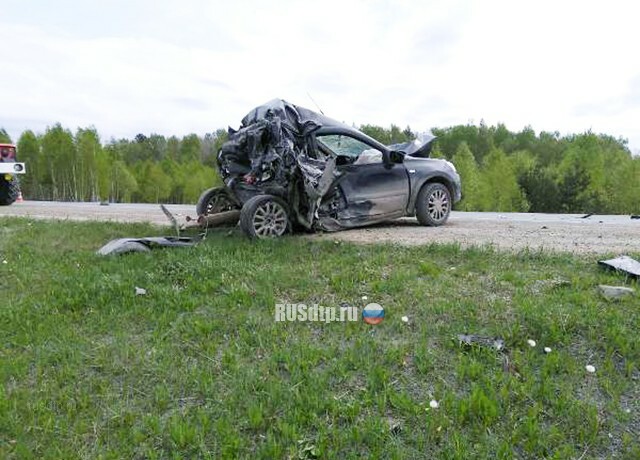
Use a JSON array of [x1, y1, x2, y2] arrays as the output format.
[[196, 99, 462, 239]]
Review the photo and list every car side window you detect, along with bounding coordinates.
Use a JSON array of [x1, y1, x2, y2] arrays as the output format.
[[317, 134, 382, 164]]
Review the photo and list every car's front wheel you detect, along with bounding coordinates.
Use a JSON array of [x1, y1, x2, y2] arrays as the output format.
[[239, 195, 290, 239], [415, 182, 451, 226]]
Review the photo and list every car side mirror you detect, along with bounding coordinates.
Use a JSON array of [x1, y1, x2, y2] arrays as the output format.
[[389, 150, 405, 164]]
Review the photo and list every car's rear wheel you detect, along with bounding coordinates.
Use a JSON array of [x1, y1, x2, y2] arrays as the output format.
[[240, 195, 290, 239], [196, 187, 238, 215], [0, 176, 20, 206], [416, 182, 451, 226]]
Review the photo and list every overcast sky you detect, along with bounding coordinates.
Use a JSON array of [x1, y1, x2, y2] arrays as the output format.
[[2, 0, 640, 152]]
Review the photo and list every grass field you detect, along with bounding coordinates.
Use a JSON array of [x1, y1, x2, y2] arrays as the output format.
[[1, 217, 639, 459]]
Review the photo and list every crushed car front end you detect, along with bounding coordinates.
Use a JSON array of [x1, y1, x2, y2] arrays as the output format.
[[215, 99, 340, 233]]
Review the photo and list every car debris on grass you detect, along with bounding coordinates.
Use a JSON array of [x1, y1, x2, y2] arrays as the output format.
[[598, 255, 640, 279], [97, 236, 198, 256]]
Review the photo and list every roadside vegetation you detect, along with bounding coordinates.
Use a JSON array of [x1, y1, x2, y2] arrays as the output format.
[[2, 120, 639, 215], [1, 218, 638, 458]]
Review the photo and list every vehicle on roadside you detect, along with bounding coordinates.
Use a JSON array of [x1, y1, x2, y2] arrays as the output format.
[[0, 143, 26, 206], [197, 99, 461, 238]]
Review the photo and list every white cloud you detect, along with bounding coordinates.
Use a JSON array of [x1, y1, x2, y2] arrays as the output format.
[[1, 0, 639, 152]]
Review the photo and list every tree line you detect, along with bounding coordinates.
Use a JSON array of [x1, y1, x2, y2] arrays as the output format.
[[0, 126, 226, 204], [1, 122, 638, 214], [427, 123, 639, 214]]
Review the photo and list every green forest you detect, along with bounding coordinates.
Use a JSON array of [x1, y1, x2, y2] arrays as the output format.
[[1, 122, 639, 214]]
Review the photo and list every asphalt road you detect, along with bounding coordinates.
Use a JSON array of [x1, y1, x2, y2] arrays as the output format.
[[0, 200, 195, 225], [2, 201, 639, 253]]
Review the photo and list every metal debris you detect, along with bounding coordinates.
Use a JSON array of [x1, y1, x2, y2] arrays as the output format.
[[97, 236, 198, 256], [160, 204, 180, 236], [598, 255, 640, 279], [161, 204, 239, 233], [197, 210, 241, 228]]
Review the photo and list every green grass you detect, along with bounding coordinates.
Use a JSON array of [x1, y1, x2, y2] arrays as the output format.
[[1, 217, 639, 459]]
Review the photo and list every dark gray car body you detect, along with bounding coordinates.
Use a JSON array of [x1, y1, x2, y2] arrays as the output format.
[[216, 99, 461, 231]]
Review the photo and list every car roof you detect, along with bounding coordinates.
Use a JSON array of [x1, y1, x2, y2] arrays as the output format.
[[242, 99, 388, 151]]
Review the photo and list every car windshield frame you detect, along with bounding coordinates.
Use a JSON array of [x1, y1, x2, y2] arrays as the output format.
[[316, 133, 382, 160]]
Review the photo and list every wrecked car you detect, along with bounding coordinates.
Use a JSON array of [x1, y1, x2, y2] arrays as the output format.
[[196, 99, 461, 238]]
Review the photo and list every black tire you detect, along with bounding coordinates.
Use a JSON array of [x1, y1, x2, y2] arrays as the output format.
[[196, 187, 238, 216], [239, 195, 290, 239], [0, 176, 20, 206], [415, 182, 452, 226]]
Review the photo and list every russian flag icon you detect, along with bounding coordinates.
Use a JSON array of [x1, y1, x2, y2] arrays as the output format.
[[362, 303, 384, 325]]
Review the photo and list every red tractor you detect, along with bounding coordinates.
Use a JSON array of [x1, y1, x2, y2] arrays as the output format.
[[0, 143, 26, 205]]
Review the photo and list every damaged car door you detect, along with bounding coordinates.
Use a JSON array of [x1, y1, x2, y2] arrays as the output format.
[[316, 133, 410, 224]]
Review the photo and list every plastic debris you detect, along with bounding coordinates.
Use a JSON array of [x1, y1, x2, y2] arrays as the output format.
[[527, 339, 537, 347], [585, 364, 596, 373], [544, 347, 552, 353], [1, 260, 7, 264], [135, 287, 147, 296], [429, 400, 439, 409], [401, 316, 409, 323]]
